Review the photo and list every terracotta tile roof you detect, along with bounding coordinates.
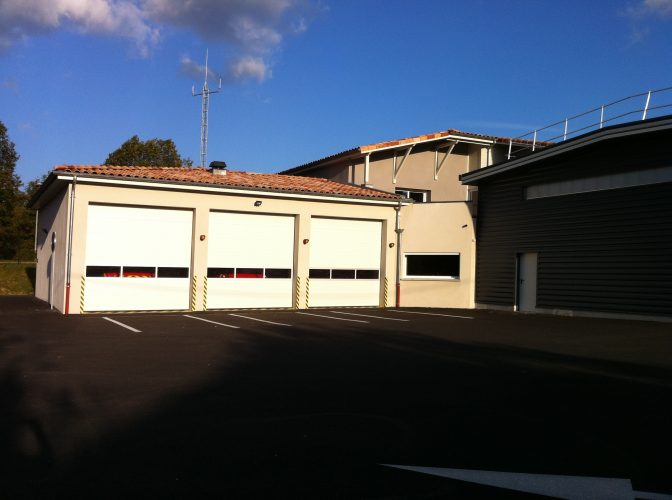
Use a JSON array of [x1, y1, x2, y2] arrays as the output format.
[[281, 128, 554, 174], [360, 128, 552, 152], [53, 165, 401, 200]]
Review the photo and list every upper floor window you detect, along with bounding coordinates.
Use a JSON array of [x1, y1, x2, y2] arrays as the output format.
[[395, 188, 430, 202]]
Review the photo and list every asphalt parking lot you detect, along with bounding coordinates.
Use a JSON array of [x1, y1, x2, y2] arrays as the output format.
[[1, 296, 671, 499]]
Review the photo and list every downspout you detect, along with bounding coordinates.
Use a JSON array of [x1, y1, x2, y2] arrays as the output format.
[[394, 201, 404, 308], [64, 175, 77, 314], [33, 209, 39, 255]]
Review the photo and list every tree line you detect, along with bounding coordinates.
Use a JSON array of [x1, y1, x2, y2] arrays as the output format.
[[0, 121, 192, 261]]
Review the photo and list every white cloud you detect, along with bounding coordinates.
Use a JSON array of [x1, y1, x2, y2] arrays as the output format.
[[642, 0, 672, 16], [180, 54, 219, 82], [229, 56, 270, 82], [0, 0, 159, 56], [143, 0, 308, 54], [623, 0, 672, 44], [181, 54, 270, 84], [0, 0, 320, 81]]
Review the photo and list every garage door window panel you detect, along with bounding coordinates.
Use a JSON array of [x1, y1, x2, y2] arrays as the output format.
[[157, 267, 189, 278], [236, 268, 264, 278], [405, 254, 460, 279], [86, 266, 121, 278], [356, 269, 379, 279], [309, 269, 331, 279], [331, 269, 356, 279], [122, 266, 155, 278], [265, 268, 291, 279], [208, 268, 235, 278]]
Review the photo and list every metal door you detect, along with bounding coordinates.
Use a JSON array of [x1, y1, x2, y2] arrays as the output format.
[[517, 252, 538, 312]]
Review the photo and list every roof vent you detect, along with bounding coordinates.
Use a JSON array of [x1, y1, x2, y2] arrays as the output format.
[[209, 161, 227, 175]]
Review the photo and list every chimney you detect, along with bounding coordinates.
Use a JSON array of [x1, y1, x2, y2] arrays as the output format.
[[209, 161, 227, 176]]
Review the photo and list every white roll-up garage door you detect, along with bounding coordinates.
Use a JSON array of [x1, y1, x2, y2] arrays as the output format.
[[207, 212, 295, 309], [83, 204, 193, 311], [308, 217, 382, 307]]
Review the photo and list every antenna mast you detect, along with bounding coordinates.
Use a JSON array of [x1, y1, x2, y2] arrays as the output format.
[[192, 49, 222, 167]]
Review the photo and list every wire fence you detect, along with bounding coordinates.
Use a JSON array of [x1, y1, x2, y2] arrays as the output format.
[[507, 86, 672, 160]]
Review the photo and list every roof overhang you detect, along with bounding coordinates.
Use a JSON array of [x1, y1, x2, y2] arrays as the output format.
[[42, 173, 406, 206], [461, 115, 672, 185], [282, 133, 508, 175]]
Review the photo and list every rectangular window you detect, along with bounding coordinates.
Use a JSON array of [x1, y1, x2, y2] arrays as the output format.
[[524, 166, 672, 200], [236, 268, 264, 278], [265, 268, 292, 279], [356, 269, 379, 280], [309, 269, 331, 279], [122, 266, 155, 278], [86, 266, 120, 278], [331, 269, 356, 279], [157, 267, 189, 278], [404, 254, 460, 279], [208, 267, 235, 278], [395, 188, 429, 203]]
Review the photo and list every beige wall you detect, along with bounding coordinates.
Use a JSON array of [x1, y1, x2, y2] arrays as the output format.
[[64, 181, 399, 314], [298, 142, 511, 203], [35, 187, 70, 312], [367, 144, 470, 201], [399, 202, 476, 309]]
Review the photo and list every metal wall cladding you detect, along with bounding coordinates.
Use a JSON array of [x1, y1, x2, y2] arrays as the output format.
[[474, 130, 672, 317]]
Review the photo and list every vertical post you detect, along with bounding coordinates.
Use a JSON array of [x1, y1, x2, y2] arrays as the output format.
[[532, 130, 537, 151], [507, 139, 512, 160], [642, 90, 652, 120], [364, 153, 370, 186], [563, 118, 568, 141], [600, 106, 604, 129], [65, 176, 77, 314], [394, 202, 403, 308]]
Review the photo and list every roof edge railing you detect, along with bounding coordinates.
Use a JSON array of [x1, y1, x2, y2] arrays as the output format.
[[506, 86, 672, 160]]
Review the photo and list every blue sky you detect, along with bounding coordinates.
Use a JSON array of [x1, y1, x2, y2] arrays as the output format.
[[1, 0, 671, 184]]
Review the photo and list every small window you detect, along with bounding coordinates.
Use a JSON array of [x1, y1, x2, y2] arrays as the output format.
[[208, 267, 234, 278], [86, 266, 120, 278], [356, 269, 379, 280], [122, 266, 155, 278], [309, 269, 331, 279], [395, 188, 429, 203], [331, 269, 355, 279], [405, 254, 460, 279], [236, 268, 264, 278], [265, 268, 292, 279], [157, 267, 189, 278]]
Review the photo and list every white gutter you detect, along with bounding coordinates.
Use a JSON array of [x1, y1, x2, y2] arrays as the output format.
[[55, 175, 407, 206], [64, 175, 77, 314], [394, 201, 404, 307], [33, 209, 39, 254]]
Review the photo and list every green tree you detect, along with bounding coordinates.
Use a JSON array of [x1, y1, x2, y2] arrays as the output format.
[[0, 120, 21, 259], [11, 176, 45, 261], [104, 135, 193, 167]]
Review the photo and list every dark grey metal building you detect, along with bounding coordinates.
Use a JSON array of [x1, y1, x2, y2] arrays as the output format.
[[461, 117, 672, 321]]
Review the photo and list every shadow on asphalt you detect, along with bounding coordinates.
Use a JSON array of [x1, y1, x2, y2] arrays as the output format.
[[1, 296, 671, 499]]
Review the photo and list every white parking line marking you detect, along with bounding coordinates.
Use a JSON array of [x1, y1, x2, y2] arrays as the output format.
[[329, 311, 409, 321], [183, 314, 240, 329], [296, 312, 369, 323], [380, 465, 672, 500], [390, 310, 474, 319], [102, 317, 142, 333], [229, 314, 291, 327]]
